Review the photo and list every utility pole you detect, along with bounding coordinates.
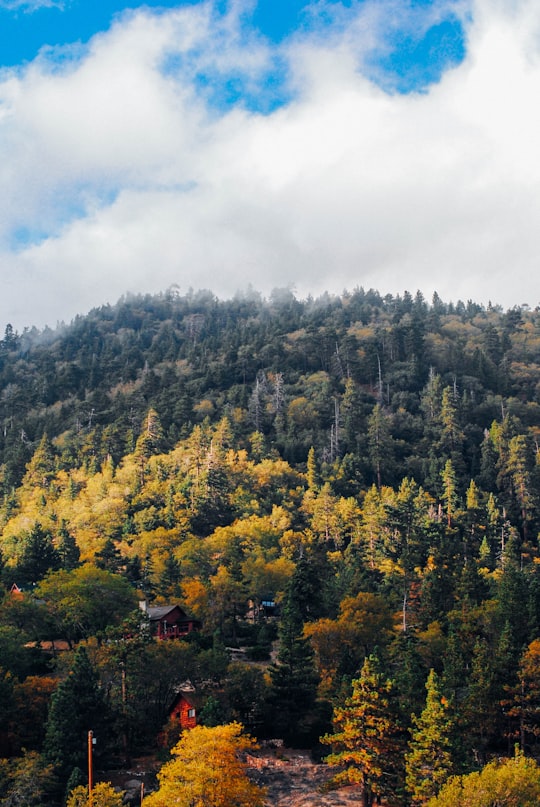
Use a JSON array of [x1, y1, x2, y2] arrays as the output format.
[[88, 730, 95, 807]]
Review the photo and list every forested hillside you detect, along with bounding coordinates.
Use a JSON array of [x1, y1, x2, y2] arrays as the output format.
[[1, 287, 540, 805]]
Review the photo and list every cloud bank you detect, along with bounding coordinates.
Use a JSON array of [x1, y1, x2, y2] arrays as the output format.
[[0, 0, 539, 330]]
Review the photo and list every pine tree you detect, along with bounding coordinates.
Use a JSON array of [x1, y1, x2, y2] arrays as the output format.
[[406, 669, 456, 804], [323, 654, 406, 807], [440, 460, 459, 529], [367, 404, 393, 489], [43, 647, 109, 781], [267, 594, 321, 745], [56, 521, 81, 570], [15, 523, 60, 586]]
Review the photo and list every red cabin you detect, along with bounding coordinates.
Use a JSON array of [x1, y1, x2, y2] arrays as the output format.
[[140, 603, 200, 640], [168, 690, 200, 730]]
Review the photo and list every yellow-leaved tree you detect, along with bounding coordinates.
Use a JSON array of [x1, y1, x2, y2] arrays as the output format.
[[143, 722, 266, 807], [66, 782, 124, 807]]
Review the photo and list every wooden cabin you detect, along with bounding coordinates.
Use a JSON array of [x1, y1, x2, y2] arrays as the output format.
[[140, 602, 201, 640], [168, 690, 200, 731]]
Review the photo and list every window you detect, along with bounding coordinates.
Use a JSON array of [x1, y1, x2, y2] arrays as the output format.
[[188, 708, 196, 718]]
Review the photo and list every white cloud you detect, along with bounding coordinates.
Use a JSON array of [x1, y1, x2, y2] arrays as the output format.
[[0, 0, 63, 11], [0, 0, 540, 330]]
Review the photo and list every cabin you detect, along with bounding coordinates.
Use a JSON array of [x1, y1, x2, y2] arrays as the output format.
[[139, 602, 201, 640], [168, 689, 201, 731]]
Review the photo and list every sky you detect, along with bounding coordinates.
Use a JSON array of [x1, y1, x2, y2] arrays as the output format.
[[0, 0, 539, 330]]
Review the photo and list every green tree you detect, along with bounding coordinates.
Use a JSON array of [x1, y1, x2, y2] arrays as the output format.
[[36, 565, 137, 644], [94, 538, 123, 574], [21, 434, 56, 490], [223, 663, 268, 735], [367, 404, 393, 489], [323, 654, 406, 807], [15, 523, 60, 587], [267, 594, 321, 745], [43, 646, 109, 781], [440, 460, 459, 529], [56, 521, 81, 570], [405, 669, 457, 804]]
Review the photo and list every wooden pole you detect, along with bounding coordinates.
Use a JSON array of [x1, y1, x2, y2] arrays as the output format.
[[88, 730, 94, 807]]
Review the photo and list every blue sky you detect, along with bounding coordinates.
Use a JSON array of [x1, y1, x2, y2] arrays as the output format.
[[0, 0, 539, 329], [0, 0, 466, 92]]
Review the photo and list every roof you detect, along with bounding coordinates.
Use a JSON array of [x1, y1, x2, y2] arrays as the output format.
[[146, 604, 188, 621]]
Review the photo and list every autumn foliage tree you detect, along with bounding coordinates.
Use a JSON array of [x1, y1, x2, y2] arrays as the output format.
[[66, 782, 125, 807], [426, 752, 540, 807], [143, 722, 265, 807], [323, 654, 405, 807]]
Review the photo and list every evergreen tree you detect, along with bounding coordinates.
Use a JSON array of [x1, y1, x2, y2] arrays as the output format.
[[22, 434, 56, 490], [94, 538, 124, 574], [406, 669, 457, 804], [43, 647, 109, 781], [56, 521, 81, 570], [15, 523, 60, 586], [367, 404, 393, 488], [267, 593, 321, 745], [323, 654, 406, 807]]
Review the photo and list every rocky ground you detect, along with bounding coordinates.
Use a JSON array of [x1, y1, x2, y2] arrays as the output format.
[[246, 748, 363, 807]]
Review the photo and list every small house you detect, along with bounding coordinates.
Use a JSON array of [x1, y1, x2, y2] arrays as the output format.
[[140, 602, 201, 640], [168, 690, 200, 731]]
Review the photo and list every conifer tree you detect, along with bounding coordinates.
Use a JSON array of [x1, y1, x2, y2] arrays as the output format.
[[367, 404, 393, 489], [56, 521, 81, 570], [406, 669, 456, 804], [267, 592, 321, 745], [15, 523, 60, 586], [323, 654, 406, 807], [43, 646, 109, 781]]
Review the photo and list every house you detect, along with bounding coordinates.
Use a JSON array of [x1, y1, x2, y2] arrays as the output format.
[[139, 601, 201, 640], [168, 689, 201, 731]]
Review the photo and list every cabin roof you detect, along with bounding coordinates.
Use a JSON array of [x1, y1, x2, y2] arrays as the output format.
[[146, 604, 188, 621]]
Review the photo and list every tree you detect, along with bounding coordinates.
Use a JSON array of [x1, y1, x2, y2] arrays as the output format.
[[440, 460, 459, 529], [367, 404, 393, 488], [0, 751, 56, 807], [506, 434, 538, 540], [56, 521, 81, 570], [43, 646, 109, 780], [143, 723, 265, 807], [21, 434, 56, 490], [323, 654, 406, 807], [223, 663, 268, 734], [94, 538, 123, 574], [36, 565, 137, 644], [14, 523, 60, 587], [505, 639, 540, 751], [267, 594, 321, 745], [426, 752, 540, 807], [462, 637, 499, 762], [405, 669, 457, 804], [66, 782, 124, 807]]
